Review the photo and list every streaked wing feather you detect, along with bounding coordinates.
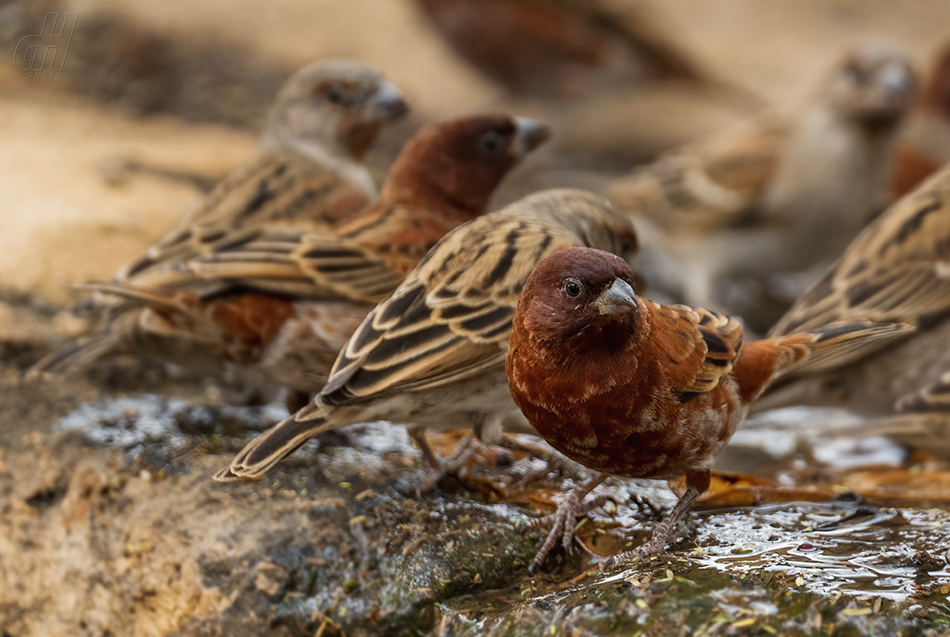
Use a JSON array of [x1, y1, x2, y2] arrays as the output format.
[[772, 168, 950, 335], [646, 301, 743, 397], [118, 151, 370, 282], [321, 191, 641, 406], [609, 116, 785, 233]]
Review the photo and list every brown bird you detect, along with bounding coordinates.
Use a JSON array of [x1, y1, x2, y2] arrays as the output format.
[[30, 114, 551, 406], [892, 41, 950, 198], [756, 165, 950, 457], [111, 58, 409, 290], [214, 189, 640, 484], [608, 42, 916, 314], [506, 246, 912, 570], [412, 0, 708, 99]]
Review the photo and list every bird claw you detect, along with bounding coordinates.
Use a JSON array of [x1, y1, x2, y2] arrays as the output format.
[[414, 433, 511, 496], [526, 490, 613, 572], [629, 492, 663, 519]]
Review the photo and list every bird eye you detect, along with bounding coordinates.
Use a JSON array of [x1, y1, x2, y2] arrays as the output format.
[[478, 131, 504, 156], [562, 278, 583, 298], [844, 62, 868, 84], [324, 84, 347, 105]]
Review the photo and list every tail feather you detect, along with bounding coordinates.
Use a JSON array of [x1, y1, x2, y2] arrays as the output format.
[[736, 319, 914, 403], [27, 310, 147, 376], [27, 330, 125, 376], [213, 402, 336, 481], [778, 319, 915, 378]]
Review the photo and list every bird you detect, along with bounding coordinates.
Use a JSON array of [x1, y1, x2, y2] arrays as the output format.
[[607, 42, 916, 316], [29, 114, 552, 409], [109, 58, 409, 291], [214, 189, 641, 484], [411, 0, 708, 99], [891, 41, 950, 198], [505, 246, 913, 570], [755, 164, 950, 456]]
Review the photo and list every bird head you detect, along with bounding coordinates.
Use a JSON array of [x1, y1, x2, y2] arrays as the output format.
[[381, 113, 551, 221], [517, 246, 640, 348], [825, 42, 916, 133], [265, 58, 409, 161]]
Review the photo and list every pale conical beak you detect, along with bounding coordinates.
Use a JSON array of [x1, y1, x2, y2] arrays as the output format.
[[511, 116, 551, 157], [370, 80, 409, 120], [596, 278, 638, 316]]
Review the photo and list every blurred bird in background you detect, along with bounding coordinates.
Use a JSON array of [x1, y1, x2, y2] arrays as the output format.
[[411, 0, 706, 100], [108, 58, 409, 290], [755, 165, 950, 458], [608, 42, 916, 331]]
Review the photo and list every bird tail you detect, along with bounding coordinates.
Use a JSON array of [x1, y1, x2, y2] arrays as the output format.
[[26, 309, 147, 377], [735, 319, 914, 402], [213, 401, 338, 481], [27, 284, 204, 378], [775, 319, 914, 378]]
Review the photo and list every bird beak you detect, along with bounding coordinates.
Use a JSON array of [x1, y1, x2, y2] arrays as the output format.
[[370, 80, 409, 120], [596, 278, 639, 316], [510, 116, 551, 157], [877, 62, 914, 101]]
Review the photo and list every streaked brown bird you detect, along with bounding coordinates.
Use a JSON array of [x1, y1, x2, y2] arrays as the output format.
[[608, 42, 916, 315], [112, 58, 409, 290], [757, 165, 950, 458], [506, 247, 911, 570], [214, 189, 640, 484], [412, 0, 707, 99], [30, 114, 551, 405]]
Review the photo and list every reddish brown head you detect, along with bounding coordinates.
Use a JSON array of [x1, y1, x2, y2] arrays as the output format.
[[516, 246, 639, 354], [381, 114, 550, 223]]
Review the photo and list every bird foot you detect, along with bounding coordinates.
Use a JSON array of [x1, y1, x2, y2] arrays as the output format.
[[600, 534, 671, 570], [413, 433, 510, 496], [524, 488, 614, 572]]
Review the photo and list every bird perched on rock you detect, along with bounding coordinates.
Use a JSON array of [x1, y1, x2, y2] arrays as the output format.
[[892, 41, 950, 198], [412, 0, 709, 99], [215, 189, 640, 484], [608, 42, 916, 316], [756, 165, 950, 457], [506, 246, 912, 570], [30, 114, 551, 406], [111, 58, 409, 290]]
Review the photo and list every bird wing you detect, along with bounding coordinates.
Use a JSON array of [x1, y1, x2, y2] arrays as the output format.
[[771, 165, 950, 336], [317, 194, 640, 407], [645, 300, 743, 400], [116, 151, 371, 283], [608, 115, 785, 234]]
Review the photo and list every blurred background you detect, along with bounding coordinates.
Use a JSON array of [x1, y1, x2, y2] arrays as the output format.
[[1, 0, 948, 307]]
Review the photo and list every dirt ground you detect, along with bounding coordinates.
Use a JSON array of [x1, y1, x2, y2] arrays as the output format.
[[2, 1, 950, 636]]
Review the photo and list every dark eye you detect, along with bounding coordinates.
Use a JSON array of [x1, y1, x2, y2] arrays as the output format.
[[479, 131, 505, 156], [562, 278, 583, 298], [845, 63, 868, 84], [324, 85, 346, 105]]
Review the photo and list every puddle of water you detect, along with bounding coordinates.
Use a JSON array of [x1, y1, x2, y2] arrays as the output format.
[[689, 504, 950, 601]]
